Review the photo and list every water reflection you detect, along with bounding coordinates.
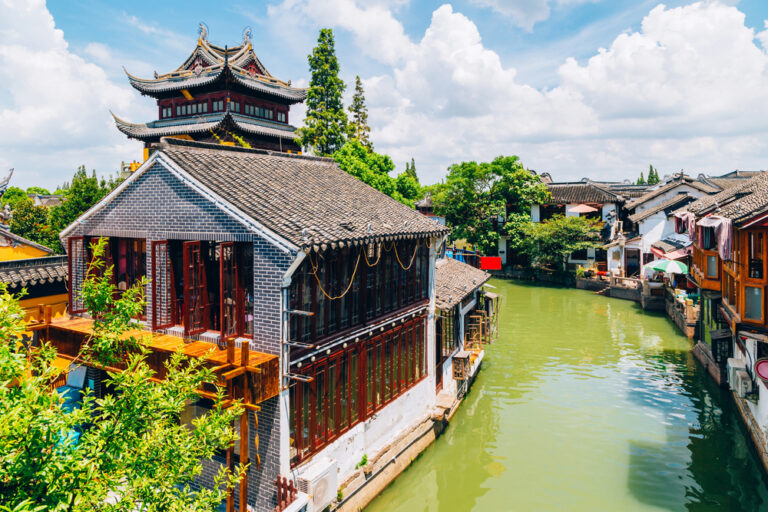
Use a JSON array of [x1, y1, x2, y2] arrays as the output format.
[[366, 281, 768, 511]]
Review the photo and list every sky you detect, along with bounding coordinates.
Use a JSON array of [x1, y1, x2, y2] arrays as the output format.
[[2, 0, 768, 189]]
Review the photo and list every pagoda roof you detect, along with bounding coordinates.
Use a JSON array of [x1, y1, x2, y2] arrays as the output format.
[[124, 27, 306, 103], [112, 111, 299, 143]]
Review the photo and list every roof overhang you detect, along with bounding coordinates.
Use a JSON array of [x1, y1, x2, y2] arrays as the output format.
[[59, 151, 299, 255]]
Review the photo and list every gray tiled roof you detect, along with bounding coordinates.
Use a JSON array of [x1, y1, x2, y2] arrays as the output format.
[[0, 255, 67, 289], [434, 257, 490, 310], [158, 139, 449, 249], [546, 182, 622, 204], [679, 171, 768, 224], [652, 237, 691, 254], [125, 66, 307, 102], [113, 112, 298, 141], [626, 176, 718, 210], [628, 194, 695, 224]]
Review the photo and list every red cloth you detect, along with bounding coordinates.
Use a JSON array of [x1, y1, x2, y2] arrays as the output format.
[[480, 256, 502, 270]]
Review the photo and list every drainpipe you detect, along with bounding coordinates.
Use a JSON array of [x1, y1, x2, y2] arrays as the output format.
[[278, 248, 307, 476]]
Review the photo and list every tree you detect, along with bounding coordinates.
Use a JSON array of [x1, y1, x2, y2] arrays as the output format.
[[404, 158, 418, 183], [520, 215, 601, 271], [431, 161, 502, 253], [333, 139, 419, 205], [26, 186, 50, 196], [347, 75, 372, 151], [0, 239, 243, 511], [0, 187, 27, 210], [636, 172, 645, 185], [49, 166, 118, 237], [431, 156, 550, 254], [298, 29, 348, 156], [8, 200, 58, 250], [647, 165, 660, 185]]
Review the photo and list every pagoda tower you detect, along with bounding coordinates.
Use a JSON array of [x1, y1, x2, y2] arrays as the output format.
[[113, 25, 306, 156]]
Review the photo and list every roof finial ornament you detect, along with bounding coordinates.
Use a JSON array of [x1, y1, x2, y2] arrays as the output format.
[[199, 22, 208, 41], [0, 168, 13, 198], [243, 26, 252, 46]]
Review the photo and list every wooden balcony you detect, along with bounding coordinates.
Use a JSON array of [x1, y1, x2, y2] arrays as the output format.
[[35, 315, 279, 406]]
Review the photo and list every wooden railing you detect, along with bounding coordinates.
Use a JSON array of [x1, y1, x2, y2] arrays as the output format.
[[275, 476, 298, 512]]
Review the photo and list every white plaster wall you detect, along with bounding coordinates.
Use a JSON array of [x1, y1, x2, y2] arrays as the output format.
[[565, 203, 579, 218], [638, 213, 678, 254], [294, 378, 436, 482], [531, 205, 541, 223], [601, 203, 616, 222], [441, 356, 458, 396], [608, 246, 622, 274]]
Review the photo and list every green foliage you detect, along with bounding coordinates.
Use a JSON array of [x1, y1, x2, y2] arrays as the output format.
[[298, 28, 348, 156], [647, 165, 660, 185], [333, 139, 419, 205], [432, 156, 550, 254], [355, 453, 368, 469], [636, 171, 645, 185], [348, 75, 372, 151], [8, 200, 59, 251], [404, 158, 418, 183], [0, 188, 27, 210], [25, 187, 50, 196], [519, 215, 602, 271], [575, 265, 587, 278], [395, 172, 421, 202], [0, 240, 244, 511]]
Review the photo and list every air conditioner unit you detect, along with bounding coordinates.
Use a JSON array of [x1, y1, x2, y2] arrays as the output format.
[[727, 358, 746, 388], [297, 458, 338, 512], [733, 368, 753, 398]]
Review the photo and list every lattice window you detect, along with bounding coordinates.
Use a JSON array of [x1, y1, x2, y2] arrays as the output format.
[[152, 241, 175, 330], [68, 237, 87, 314]]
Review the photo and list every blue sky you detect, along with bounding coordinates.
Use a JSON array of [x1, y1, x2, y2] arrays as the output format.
[[3, 1, 768, 188]]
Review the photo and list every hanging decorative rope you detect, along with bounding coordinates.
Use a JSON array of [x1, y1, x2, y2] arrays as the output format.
[[363, 241, 384, 267], [308, 250, 362, 300], [393, 241, 420, 271]]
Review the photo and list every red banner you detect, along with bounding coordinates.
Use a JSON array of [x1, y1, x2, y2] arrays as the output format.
[[480, 256, 502, 270]]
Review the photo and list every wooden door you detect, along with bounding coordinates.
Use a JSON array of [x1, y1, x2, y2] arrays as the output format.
[[220, 242, 241, 347], [183, 241, 208, 336], [435, 316, 443, 391]]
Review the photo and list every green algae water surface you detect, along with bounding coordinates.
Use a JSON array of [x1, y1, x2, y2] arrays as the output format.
[[365, 280, 768, 511]]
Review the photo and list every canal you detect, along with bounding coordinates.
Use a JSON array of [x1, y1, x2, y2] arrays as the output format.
[[366, 279, 768, 511]]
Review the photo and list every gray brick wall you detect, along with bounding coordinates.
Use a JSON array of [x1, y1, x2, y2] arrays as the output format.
[[252, 237, 292, 356], [192, 400, 280, 512]]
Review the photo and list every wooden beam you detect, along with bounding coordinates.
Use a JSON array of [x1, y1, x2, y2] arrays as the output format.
[[222, 367, 247, 380], [238, 375, 250, 512]]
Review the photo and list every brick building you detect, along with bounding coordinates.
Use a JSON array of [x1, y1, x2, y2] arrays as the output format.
[[54, 137, 452, 511]]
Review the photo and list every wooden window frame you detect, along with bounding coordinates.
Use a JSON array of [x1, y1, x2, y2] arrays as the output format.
[[68, 236, 87, 314]]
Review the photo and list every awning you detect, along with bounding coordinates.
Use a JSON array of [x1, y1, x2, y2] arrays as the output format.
[[568, 204, 598, 214]]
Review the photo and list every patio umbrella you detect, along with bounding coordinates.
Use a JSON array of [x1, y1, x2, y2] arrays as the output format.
[[568, 204, 598, 214], [644, 259, 688, 274]]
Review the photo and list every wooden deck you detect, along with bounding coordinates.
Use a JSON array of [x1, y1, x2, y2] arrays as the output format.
[[42, 315, 280, 405]]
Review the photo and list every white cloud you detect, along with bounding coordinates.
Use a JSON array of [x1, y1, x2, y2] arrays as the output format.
[[0, 0, 145, 187], [469, 0, 550, 31], [269, 0, 768, 183]]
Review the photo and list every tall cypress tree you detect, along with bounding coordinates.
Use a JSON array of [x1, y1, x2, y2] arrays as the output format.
[[298, 29, 348, 156], [405, 158, 418, 182], [348, 75, 372, 151]]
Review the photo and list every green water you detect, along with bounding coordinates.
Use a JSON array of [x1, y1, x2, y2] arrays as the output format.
[[366, 280, 768, 511]]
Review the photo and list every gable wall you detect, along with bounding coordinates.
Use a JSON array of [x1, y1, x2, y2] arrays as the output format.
[[64, 161, 292, 510]]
